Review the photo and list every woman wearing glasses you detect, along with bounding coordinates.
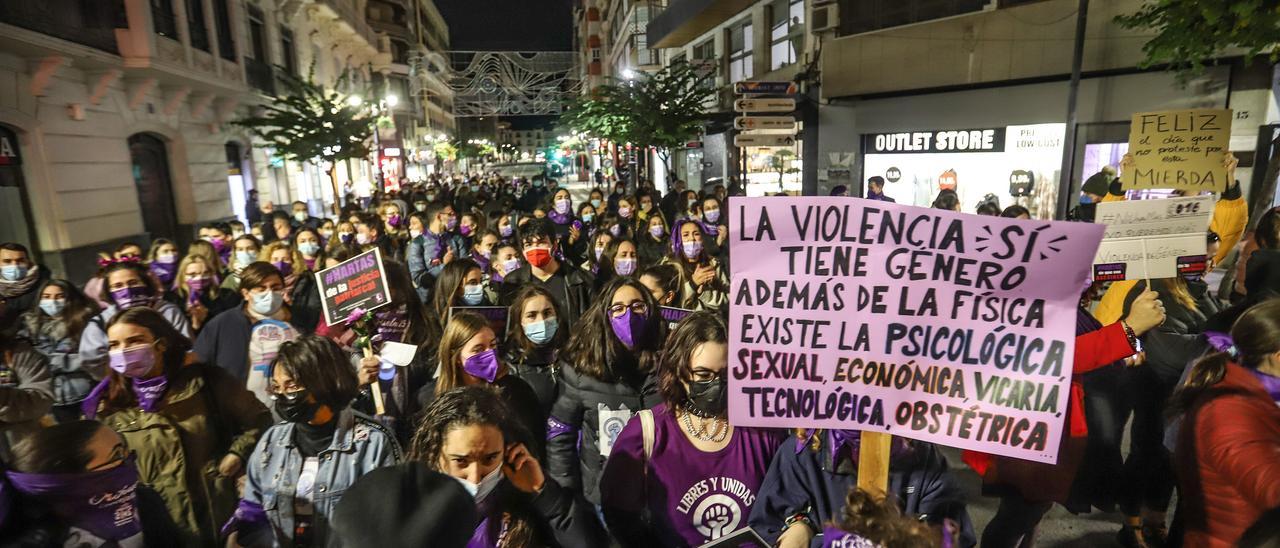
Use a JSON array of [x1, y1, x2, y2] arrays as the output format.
[[547, 277, 667, 507], [82, 307, 272, 547], [2, 420, 180, 546], [600, 312, 783, 547], [227, 335, 402, 548]]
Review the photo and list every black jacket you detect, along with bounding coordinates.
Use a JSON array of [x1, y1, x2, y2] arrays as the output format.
[[288, 274, 324, 335], [499, 264, 595, 330], [503, 344, 560, 418], [481, 478, 609, 548], [636, 235, 669, 268], [418, 373, 547, 460], [0, 266, 49, 337], [546, 360, 660, 505]]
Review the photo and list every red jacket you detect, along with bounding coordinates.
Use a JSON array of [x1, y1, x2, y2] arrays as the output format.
[[964, 322, 1134, 503], [1175, 363, 1280, 548]]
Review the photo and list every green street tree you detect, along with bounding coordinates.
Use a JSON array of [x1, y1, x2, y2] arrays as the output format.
[[234, 69, 374, 214], [563, 60, 716, 181], [1117, 0, 1280, 227]]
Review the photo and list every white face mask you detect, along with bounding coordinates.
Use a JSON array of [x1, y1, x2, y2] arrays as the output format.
[[454, 464, 504, 504], [250, 289, 284, 316]]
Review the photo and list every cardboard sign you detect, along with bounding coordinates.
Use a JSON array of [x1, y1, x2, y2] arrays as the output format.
[[1091, 196, 1213, 280], [728, 197, 1104, 463], [449, 306, 510, 341], [1124, 109, 1232, 191], [316, 248, 392, 326]]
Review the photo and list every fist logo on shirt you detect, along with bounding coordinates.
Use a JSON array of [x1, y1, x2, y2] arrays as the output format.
[[692, 494, 741, 540]]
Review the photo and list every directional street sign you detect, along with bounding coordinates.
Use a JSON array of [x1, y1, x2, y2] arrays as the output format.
[[734, 116, 797, 131], [735, 134, 797, 147], [734, 81, 799, 95], [734, 98, 796, 113]]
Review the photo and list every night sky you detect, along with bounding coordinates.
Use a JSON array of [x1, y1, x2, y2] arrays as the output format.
[[436, 0, 574, 51]]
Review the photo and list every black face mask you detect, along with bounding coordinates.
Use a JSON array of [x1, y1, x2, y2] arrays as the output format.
[[274, 390, 320, 424], [686, 378, 728, 417]]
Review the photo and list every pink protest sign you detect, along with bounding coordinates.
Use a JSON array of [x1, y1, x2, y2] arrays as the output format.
[[728, 197, 1104, 463]]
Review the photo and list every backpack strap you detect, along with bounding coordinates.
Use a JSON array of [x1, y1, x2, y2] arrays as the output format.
[[638, 409, 655, 461]]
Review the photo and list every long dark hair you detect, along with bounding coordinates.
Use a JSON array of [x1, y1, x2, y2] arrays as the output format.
[[272, 335, 360, 411], [381, 261, 431, 347], [409, 386, 535, 546], [657, 311, 727, 411], [1168, 299, 1280, 417], [9, 420, 108, 473], [431, 259, 482, 324], [32, 279, 100, 340], [506, 285, 567, 354], [98, 307, 192, 415], [562, 277, 665, 381], [1256, 207, 1280, 250]]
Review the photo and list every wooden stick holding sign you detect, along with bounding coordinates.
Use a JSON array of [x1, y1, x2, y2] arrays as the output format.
[[856, 431, 893, 500], [313, 248, 394, 415]]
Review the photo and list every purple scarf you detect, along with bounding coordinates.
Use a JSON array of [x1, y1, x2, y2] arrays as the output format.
[[5, 456, 144, 542], [150, 261, 177, 287], [548, 208, 572, 226], [698, 219, 720, 238], [131, 374, 169, 412]]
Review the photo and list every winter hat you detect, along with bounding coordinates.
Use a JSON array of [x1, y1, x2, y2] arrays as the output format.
[[331, 463, 478, 548]]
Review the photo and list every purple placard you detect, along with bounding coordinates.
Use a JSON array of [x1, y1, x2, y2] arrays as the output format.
[[728, 197, 1104, 463]]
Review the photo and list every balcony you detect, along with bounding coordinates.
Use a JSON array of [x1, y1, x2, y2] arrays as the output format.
[[648, 0, 754, 49], [317, 0, 378, 48], [0, 0, 125, 54], [839, 0, 990, 36], [245, 57, 275, 95]]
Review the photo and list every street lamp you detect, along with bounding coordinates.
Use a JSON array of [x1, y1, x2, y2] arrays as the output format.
[[384, 94, 399, 108], [621, 69, 636, 80], [347, 95, 363, 107]]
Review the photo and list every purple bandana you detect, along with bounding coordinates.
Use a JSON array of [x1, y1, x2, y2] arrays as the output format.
[[187, 277, 211, 305], [5, 456, 143, 542], [374, 305, 409, 345], [110, 286, 153, 310], [822, 527, 877, 548], [609, 309, 647, 349], [220, 499, 269, 538], [131, 374, 169, 412], [548, 207, 572, 225], [1250, 369, 1280, 403], [150, 261, 177, 287], [463, 349, 500, 383]]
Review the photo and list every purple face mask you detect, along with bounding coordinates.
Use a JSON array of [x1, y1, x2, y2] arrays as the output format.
[[272, 261, 294, 278], [500, 225, 514, 238], [615, 258, 637, 276], [682, 240, 703, 260], [610, 308, 648, 349], [460, 225, 473, 237], [109, 344, 156, 378], [132, 373, 169, 412], [186, 277, 211, 304], [110, 285, 152, 310], [463, 348, 500, 383], [387, 214, 402, 228], [5, 456, 144, 542]]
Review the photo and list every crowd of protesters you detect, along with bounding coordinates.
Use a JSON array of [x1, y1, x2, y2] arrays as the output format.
[[0, 158, 1276, 548]]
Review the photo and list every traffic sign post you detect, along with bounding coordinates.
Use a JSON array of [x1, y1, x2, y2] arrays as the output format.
[[734, 98, 796, 113], [734, 81, 799, 95], [734, 116, 797, 131], [734, 134, 796, 147]]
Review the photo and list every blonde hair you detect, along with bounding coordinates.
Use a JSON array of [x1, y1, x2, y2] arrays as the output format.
[[175, 255, 221, 300], [259, 241, 304, 275], [435, 312, 496, 395], [186, 240, 225, 273]]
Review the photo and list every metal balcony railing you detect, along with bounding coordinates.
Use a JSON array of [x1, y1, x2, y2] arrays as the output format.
[[0, 0, 125, 54]]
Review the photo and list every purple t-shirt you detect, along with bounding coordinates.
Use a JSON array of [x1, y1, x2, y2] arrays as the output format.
[[601, 404, 782, 547]]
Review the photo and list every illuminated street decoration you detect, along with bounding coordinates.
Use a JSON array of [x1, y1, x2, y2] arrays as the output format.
[[432, 51, 581, 117]]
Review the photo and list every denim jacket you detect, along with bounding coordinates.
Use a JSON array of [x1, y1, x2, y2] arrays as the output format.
[[241, 407, 402, 547]]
